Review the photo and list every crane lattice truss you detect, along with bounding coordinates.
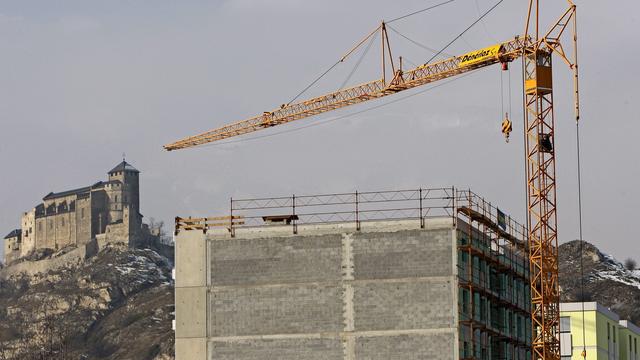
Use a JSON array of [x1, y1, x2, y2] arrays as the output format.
[[165, 2, 579, 359]]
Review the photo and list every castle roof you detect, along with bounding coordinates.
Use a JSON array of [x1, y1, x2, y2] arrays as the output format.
[[108, 161, 139, 174], [4, 229, 21, 239], [43, 185, 92, 200]]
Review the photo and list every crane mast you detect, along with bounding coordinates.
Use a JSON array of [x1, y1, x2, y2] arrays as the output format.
[[165, 2, 579, 359], [524, 1, 578, 359]]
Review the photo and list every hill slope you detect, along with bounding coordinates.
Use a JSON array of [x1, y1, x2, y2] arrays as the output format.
[[0, 239, 636, 359], [559, 240, 640, 323], [0, 245, 174, 360]]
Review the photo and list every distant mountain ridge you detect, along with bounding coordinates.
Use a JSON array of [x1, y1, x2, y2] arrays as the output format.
[[559, 240, 640, 324]]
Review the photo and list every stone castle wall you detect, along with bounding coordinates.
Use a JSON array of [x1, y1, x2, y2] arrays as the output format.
[[3, 161, 144, 265]]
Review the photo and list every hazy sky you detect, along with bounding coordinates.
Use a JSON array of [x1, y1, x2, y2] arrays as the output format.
[[1, 0, 638, 262]]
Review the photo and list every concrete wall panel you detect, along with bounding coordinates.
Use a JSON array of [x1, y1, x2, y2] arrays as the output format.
[[175, 287, 207, 338], [176, 231, 207, 288], [210, 234, 342, 286], [210, 284, 343, 336], [355, 333, 455, 360], [353, 279, 454, 331], [209, 338, 344, 360], [352, 229, 453, 279], [176, 338, 207, 360]]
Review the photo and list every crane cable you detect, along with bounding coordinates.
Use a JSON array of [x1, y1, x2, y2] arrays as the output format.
[[387, 0, 455, 23], [338, 31, 378, 91], [285, 0, 455, 106], [423, 0, 504, 66], [577, 119, 587, 359], [386, 25, 453, 58], [500, 68, 504, 118]]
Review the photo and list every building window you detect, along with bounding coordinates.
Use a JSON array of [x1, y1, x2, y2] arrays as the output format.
[[49, 220, 53, 230], [115, 195, 119, 202], [608, 323, 611, 340], [38, 223, 42, 231], [61, 218, 65, 227], [631, 335, 633, 351], [560, 317, 571, 333], [81, 208, 85, 219], [634, 338, 637, 353]]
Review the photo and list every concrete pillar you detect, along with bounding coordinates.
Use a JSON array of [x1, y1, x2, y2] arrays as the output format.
[[175, 230, 208, 360]]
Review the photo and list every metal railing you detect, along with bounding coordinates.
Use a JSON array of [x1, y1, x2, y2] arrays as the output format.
[[175, 186, 526, 244]]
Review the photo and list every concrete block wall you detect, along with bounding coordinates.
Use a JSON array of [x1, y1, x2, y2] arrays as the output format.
[[174, 219, 459, 360]]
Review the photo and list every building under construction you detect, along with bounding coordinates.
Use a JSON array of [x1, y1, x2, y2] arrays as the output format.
[[174, 187, 531, 360]]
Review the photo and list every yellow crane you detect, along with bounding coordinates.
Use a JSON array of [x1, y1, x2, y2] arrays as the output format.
[[165, 1, 579, 359]]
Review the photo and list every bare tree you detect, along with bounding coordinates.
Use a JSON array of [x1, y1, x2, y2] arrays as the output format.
[[624, 258, 637, 271], [147, 217, 170, 245]]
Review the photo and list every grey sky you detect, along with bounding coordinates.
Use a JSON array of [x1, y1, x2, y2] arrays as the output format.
[[1, 0, 638, 262]]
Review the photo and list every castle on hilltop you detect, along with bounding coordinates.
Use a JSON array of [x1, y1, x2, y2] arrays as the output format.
[[3, 160, 149, 265]]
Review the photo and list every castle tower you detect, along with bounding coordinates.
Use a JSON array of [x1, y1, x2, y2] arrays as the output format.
[[106, 160, 140, 225]]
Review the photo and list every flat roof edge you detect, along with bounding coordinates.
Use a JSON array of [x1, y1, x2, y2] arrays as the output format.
[[205, 217, 456, 239], [620, 320, 640, 335], [561, 302, 620, 321]]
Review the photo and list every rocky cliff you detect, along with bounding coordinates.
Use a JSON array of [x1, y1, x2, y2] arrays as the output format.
[[559, 240, 640, 323], [0, 244, 174, 360]]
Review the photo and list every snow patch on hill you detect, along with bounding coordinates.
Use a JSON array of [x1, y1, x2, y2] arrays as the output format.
[[591, 253, 640, 291]]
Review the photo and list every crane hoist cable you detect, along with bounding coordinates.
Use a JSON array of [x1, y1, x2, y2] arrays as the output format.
[[499, 61, 513, 142], [578, 120, 587, 359]]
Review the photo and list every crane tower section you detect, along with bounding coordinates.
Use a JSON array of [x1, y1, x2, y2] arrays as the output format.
[[525, 48, 560, 360]]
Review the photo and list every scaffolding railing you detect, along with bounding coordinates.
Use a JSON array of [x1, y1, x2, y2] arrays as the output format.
[[174, 186, 527, 244]]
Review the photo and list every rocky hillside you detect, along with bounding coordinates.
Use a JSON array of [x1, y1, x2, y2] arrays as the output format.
[[559, 240, 640, 323], [0, 245, 174, 360], [0, 238, 636, 359]]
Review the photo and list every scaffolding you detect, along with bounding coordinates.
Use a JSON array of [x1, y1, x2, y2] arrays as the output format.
[[457, 191, 531, 360]]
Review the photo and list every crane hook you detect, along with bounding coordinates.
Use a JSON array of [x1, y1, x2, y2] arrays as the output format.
[[501, 113, 512, 143]]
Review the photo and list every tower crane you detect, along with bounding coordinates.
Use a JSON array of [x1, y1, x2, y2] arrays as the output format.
[[165, 1, 580, 359]]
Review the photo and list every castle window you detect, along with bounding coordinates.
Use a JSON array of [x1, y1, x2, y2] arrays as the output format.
[[81, 208, 85, 219], [115, 195, 119, 202]]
